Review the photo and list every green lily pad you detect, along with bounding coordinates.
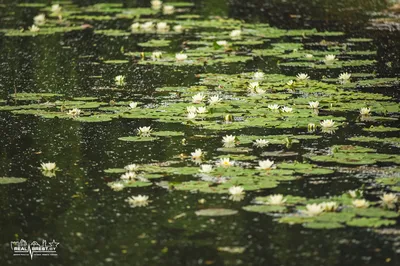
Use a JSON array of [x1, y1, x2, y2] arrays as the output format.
[[0, 177, 27, 184], [195, 208, 238, 216], [123, 181, 152, 188], [104, 168, 126, 174], [346, 217, 396, 228], [303, 222, 344, 229], [362, 126, 400, 133], [118, 136, 160, 142], [242, 205, 287, 213], [152, 131, 185, 137], [332, 145, 376, 153]]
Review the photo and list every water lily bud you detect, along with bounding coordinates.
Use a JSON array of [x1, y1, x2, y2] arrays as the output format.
[[224, 114, 233, 122]]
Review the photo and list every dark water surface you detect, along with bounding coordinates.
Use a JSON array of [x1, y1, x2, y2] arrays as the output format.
[[0, 1, 399, 266]]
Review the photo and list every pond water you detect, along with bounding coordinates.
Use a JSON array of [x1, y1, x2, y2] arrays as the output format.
[[0, 1, 399, 265]]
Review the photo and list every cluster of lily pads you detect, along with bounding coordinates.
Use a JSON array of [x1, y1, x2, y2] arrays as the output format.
[[0, 1, 399, 231], [243, 190, 399, 229]]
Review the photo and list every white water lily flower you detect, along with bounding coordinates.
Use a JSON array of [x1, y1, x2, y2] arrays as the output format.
[[296, 73, 309, 81], [163, 5, 175, 14], [286, 80, 295, 86], [230, 194, 245, 202], [137, 126, 152, 137], [308, 101, 319, 109], [109, 182, 124, 191], [281, 106, 293, 113], [41, 162, 57, 172], [320, 119, 336, 128], [268, 104, 280, 111], [199, 164, 213, 173], [304, 204, 324, 216], [380, 193, 398, 205], [124, 164, 139, 172], [151, 0, 162, 10], [129, 102, 138, 109], [256, 160, 275, 170], [51, 4, 62, 13], [217, 158, 234, 168], [253, 71, 264, 80], [120, 171, 136, 181], [255, 87, 266, 95], [186, 106, 197, 113], [141, 21, 154, 31], [222, 135, 236, 146], [127, 195, 150, 207], [230, 29, 241, 38], [320, 202, 338, 212], [191, 149, 203, 160], [229, 186, 245, 196], [305, 54, 313, 59], [192, 93, 205, 104], [267, 194, 287, 205], [352, 199, 369, 208], [34, 14, 46, 25], [254, 139, 269, 148], [224, 114, 233, 122], [248, 81, 259, 92], [208, 95, 222, 105], [151, 51, 162, 60], [187, 112, 197, 120], [156, 22, 170, 32], [216, 40, 228, 46], [115, 75, 125, 86], [67, 108, 81, 117], [348, 189, 363, 198], [29, 25, 40, 32], [131, 22, 140, 31], [324, 54, 337, 64], [196, 107, 207, 114], [308, 123, 316, 131], [176, 53, 187, 61], [173, 25, 183, 32], [360, 107, 371, 116], [338, 72, 351, 82]]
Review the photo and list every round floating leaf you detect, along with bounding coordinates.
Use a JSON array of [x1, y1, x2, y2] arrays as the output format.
[[344, 207, 399, 218], [332, 145, 376, 153], [0, 177, 27, 184], [123, 181, 152, 188], [314, 212, 355, 223], [346, 217, 396, 228], [243, 205, 287, 213], [295, 168, 334, 175], [362, 126, 399, 133], [278, 163, 314, 170], [118, 136, 160, 142], [75, 115, 113, 123], [104, 168, 125, 174], [195, 208, 238, 217], [152, 131, 185, 137], [303, 222, 344, 229], [279, 216, 315, 224]]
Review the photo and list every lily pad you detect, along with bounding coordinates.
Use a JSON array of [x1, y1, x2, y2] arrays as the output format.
[[118, 136, 160, 142], [346, 217, 396, 228], [195, 208, 238, 216], [243, 205, 287, 213], [0, 177, 27, 184]]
